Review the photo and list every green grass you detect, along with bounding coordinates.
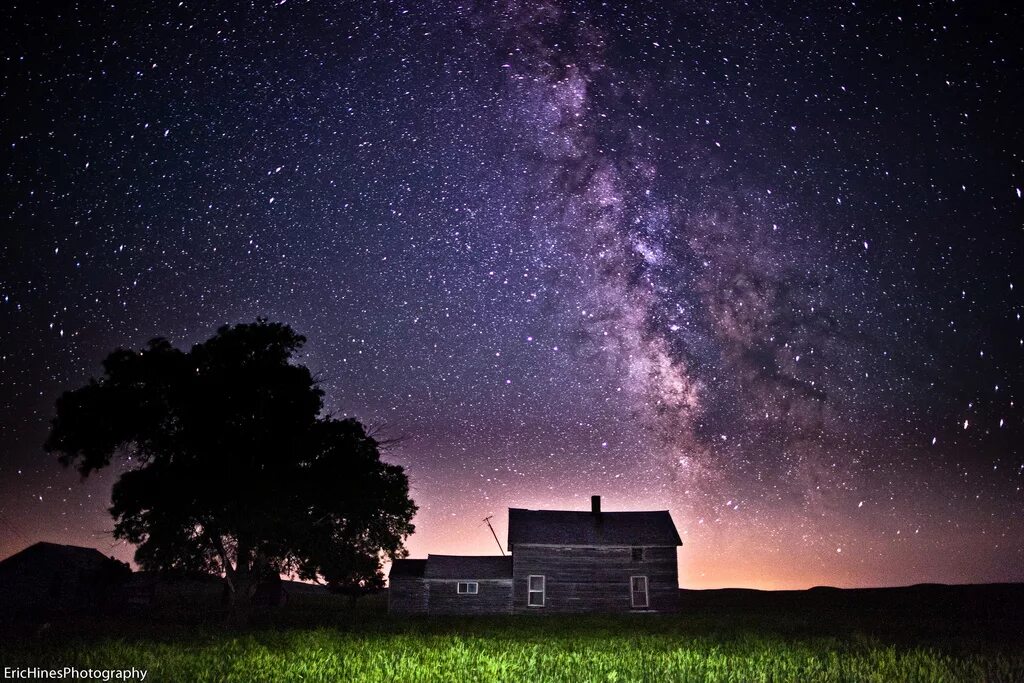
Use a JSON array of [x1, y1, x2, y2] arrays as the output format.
[[2, 596, 1021, 682]]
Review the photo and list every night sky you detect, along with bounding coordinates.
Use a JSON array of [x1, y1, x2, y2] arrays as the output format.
[[1, 1, 1022, 589]]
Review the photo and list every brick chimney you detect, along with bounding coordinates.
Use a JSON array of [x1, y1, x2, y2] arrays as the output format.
[[591, 495, 601, 513]]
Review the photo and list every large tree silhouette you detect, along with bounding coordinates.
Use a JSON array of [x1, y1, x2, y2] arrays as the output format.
[[45, 320, 416, 612]]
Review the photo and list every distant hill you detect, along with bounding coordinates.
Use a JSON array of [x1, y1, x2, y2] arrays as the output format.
[[677, 582, 1024, 638]]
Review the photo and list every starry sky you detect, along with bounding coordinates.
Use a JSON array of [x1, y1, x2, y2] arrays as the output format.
[[1, 0, 1021, 589]]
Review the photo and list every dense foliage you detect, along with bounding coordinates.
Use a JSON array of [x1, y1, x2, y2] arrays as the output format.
[[45, 320, 416, 604]]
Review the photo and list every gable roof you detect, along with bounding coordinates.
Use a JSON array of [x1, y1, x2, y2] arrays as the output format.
[[0, 541, 111, 569], [389, 559, 428, 578], [424, 555, 512, 579], [507, 508, 682, 548]]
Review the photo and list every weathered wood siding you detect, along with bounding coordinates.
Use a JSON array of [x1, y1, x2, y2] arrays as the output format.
[[388, 578, 428, 614], [512, 545, 679, 614], [426, 579, 513, 615]]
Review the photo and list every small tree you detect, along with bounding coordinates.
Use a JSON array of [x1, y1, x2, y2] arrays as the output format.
[[45, 320, 416, 616]]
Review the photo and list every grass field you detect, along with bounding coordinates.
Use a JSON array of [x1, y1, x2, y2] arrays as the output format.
[[2, 586, 1022, 682]]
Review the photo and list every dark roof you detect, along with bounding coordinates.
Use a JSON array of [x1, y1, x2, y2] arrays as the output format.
[[0, 541, 110, 568], [390, 559, 428, 578], [423, 555, 512, 580], [507, 508, 682, 548]]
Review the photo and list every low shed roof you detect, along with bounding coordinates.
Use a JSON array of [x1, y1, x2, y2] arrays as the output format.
[[507, 508, 682, 548], [389, 559, 427, 578], [424, 555, 512, 579]]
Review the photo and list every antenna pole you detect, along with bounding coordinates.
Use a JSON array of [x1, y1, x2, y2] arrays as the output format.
[[483, 515, 506, 556]]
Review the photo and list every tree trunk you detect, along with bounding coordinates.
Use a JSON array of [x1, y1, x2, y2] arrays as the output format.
[[225, 573, 257, 625], [206, 530, 255, 625]]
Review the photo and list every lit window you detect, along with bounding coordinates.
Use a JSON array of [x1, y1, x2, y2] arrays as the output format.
[[457, 582, 478, 595], [528, 575, 545, 607], [631, 576, 648, 608]]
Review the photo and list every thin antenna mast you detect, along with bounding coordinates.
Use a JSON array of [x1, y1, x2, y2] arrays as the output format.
[[482, 515, 506, 556]]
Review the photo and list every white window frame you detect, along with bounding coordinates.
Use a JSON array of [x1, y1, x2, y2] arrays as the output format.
[[630, 575, 649, 608], [456, 581, 478, 595], [527, 575, 545, 607]]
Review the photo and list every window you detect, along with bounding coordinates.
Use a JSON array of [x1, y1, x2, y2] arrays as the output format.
[[457, 581, 478, 595], [528, 575, 545, 607], [631, 547, 644, 562], [631, 576, 649, 608]]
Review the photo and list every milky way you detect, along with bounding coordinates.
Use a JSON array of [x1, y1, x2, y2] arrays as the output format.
[[1, 1, 1021, 588]]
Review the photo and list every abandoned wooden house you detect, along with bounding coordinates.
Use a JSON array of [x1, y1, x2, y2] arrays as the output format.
[[389, 496, 682, 615]]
